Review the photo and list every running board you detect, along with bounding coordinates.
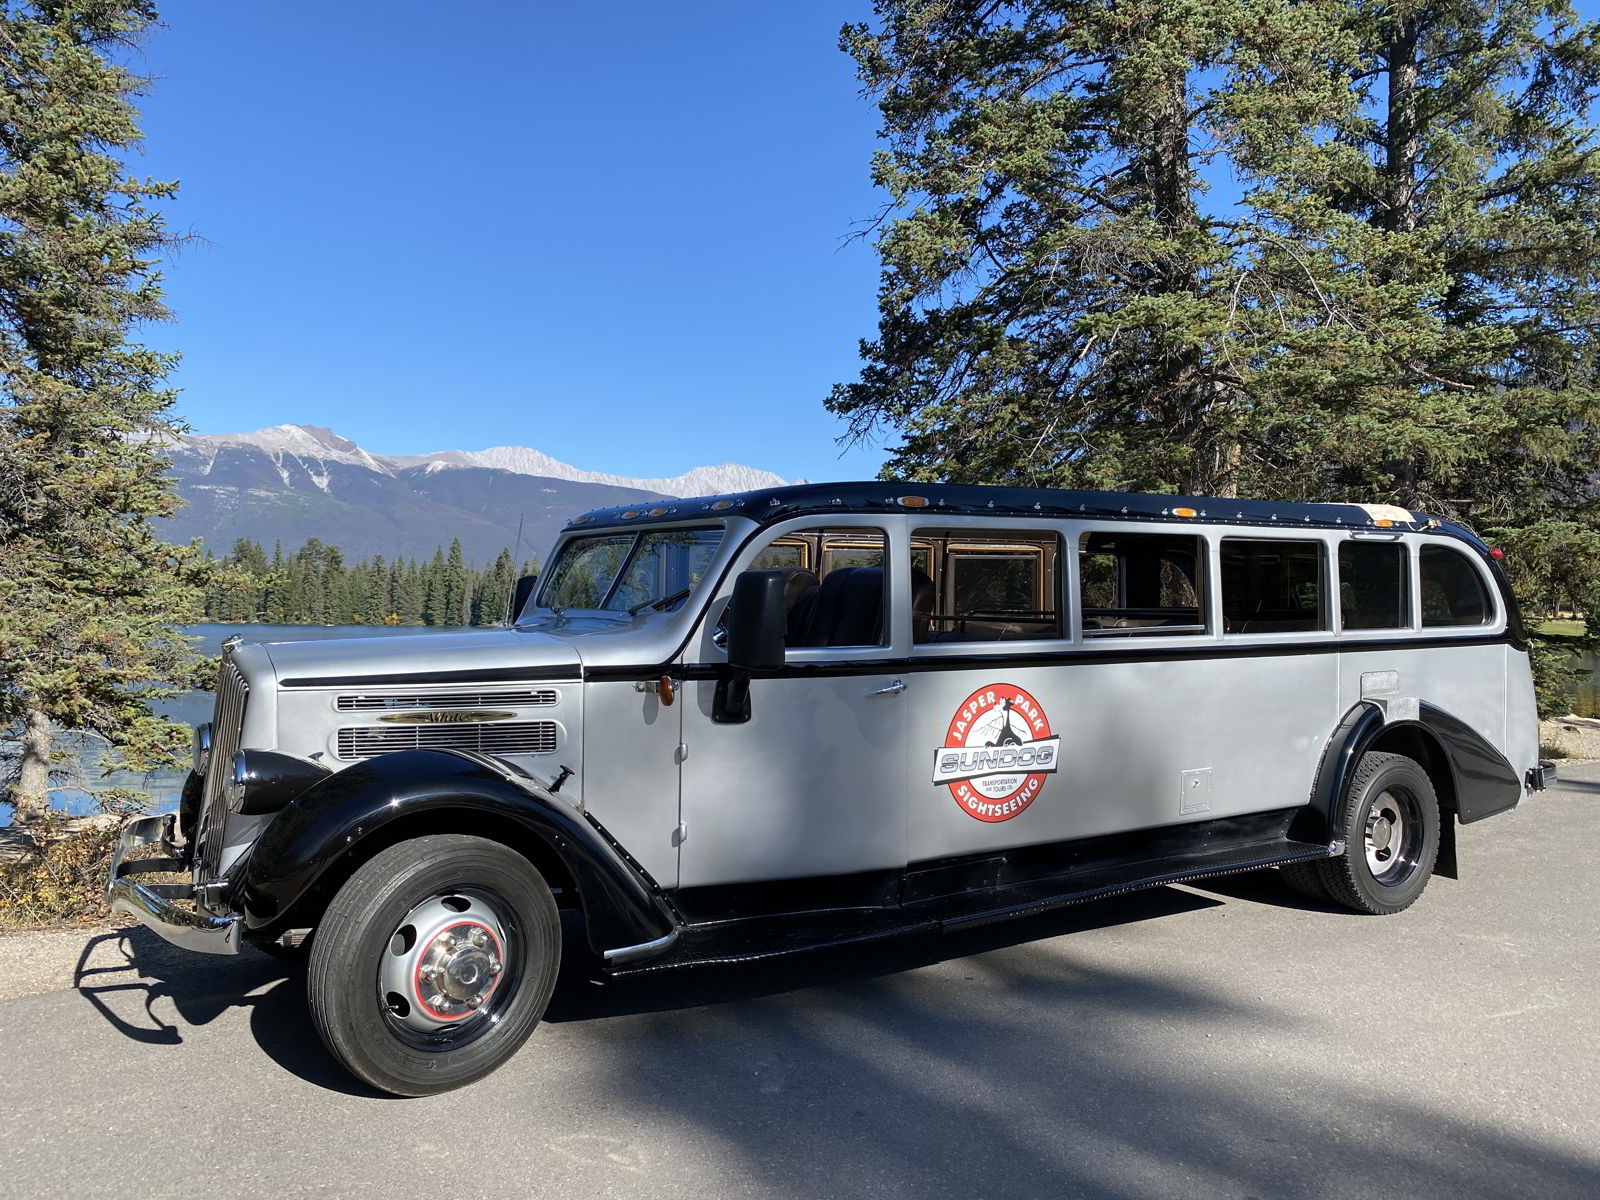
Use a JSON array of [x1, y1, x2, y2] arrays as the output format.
[[609, 835, 1335, 977]]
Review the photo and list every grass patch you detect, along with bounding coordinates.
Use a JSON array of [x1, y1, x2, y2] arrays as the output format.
[[1537, 618, 1588, 638]]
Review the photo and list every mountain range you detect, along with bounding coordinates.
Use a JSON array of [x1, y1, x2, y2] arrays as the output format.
[[159, 424, 794, 566]]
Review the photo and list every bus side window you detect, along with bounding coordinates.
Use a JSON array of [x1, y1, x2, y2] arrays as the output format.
[[1221, 539, 1326, 634], [749, 539, 810, 571], [1338, 541, 1409, 630], [1077, 532, 1205, 637], [907, 529, 1061, 644], [1420, 545, 1491, 627], [740, 528, 888, 648]]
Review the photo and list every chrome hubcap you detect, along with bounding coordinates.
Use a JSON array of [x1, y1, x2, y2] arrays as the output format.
[[379, 891, 510, 1034], [1364, 789, 1414, 884]]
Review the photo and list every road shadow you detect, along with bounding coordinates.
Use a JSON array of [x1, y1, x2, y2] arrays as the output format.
[[543, 911, 1600, 1200], [74, 886, 1220, 1095], [546, 884, 1221, 1022], [1551, 776, 1600, 795], [1179, 866, 1340, 912], [72, 926, 389, 1097]]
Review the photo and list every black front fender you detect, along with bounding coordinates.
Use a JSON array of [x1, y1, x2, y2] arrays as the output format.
[[231, 750, 678, 957]]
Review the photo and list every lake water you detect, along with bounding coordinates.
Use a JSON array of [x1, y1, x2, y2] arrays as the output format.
[[7, 623, 473, 824], [1569, 644, 1600, 718]]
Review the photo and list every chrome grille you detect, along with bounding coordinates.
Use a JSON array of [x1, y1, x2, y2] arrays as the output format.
[[335, 688, 557, 711], [195, 661, 248, 887], [336, 721, 558, 760]]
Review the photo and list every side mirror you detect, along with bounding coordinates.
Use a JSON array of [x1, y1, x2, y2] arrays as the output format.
[[725, 570, 789, 671], [716, 571, 789, 723], [510, 573, 539, 623]]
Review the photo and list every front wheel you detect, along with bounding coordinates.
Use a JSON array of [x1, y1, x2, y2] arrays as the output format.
[[1282, 751, 1441, 916], [307, 834, 561, 1096]]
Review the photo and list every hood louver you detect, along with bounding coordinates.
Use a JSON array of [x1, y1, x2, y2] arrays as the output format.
[[336, 688, 557, 711]]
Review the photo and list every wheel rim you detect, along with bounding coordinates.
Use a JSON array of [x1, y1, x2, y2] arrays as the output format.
[[378, 888, 519, 1049], [1363, 786, 1425, 886]]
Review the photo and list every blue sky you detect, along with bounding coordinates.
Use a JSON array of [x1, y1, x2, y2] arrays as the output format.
[[129, 2, 1600, 486], [132, 2, 888, 482]]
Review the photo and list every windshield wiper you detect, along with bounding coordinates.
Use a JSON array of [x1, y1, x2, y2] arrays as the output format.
[[627, 587, 691, 616]]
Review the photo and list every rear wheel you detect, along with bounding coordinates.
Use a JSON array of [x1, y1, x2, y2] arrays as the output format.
[[307, 834, 560, 1096], [1284, 751, 1440, 915]]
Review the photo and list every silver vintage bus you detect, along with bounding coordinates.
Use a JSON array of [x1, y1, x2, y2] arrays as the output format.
[[108, 483, 1552, 1095]]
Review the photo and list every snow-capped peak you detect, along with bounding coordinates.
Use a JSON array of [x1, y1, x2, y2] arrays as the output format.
[[169, 424, 791, 498], [394, 445, 790, 498], [177, 424, 397, 476]]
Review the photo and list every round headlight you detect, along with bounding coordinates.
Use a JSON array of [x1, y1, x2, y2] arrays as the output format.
[[193, 723, 213, 775]]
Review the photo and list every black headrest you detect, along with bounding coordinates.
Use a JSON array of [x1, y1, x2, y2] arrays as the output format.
[[768, 567, 819, 609], [829, 566, 885, 647], [800, 567, 855, 647], [768, 568, 820, 644]]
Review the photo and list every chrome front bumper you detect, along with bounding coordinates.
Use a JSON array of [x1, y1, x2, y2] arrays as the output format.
[[106, 813, 241, 955]]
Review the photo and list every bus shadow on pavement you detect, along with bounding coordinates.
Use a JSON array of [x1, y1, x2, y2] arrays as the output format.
[[545, 884, 1222, 1022], [72, 884, 1223, 1095]]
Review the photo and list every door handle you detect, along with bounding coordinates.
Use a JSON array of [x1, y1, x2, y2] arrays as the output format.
[[867, 679, 907, 697]]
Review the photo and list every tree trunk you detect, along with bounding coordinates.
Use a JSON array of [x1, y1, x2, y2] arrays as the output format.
[[11, 706, 54, 822], [1384, 15, 1421, 235]]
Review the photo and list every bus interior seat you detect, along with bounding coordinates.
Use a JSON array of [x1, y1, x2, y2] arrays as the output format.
[[762, 567, 820, 645], [796, 566, 885, 648]]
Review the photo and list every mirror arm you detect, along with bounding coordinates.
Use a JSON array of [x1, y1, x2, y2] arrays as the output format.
[[712, 669, 752, 725]]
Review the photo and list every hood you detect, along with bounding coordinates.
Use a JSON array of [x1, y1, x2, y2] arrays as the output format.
[[255, 628, 581, 685]]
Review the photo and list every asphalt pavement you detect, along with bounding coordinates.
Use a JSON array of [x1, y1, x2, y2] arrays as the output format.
[[1, 767, 1596, 1200]]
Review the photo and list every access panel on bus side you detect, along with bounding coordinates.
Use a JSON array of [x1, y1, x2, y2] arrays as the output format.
[[903, 523, 1340, 864]]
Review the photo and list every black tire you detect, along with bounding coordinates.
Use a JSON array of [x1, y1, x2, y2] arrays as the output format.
[[1278, 860, 1333, 903], [1296, 751, 1441, 916], [306, 834, 560, 1096]]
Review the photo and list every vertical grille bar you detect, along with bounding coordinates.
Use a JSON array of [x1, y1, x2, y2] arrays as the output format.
[[195, 661, 248, 887]]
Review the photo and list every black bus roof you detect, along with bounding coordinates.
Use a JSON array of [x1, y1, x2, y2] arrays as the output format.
[[567, 481, 1466, 539]]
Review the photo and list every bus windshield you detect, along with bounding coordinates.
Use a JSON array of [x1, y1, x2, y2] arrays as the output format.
[[535, 527, 725, 614]]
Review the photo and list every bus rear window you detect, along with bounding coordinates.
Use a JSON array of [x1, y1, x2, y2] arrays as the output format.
[[1338, 541, 1409, 630], [1222, 539, 1325, 634], [1420, 545, 1491, 627]]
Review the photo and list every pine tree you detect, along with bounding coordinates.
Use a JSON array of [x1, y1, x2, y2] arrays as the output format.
[[420, 547, 447, 626], [831, 1, 1600, 668], [473, 548, 517, 625], [832, 2, 1600, 512], [0, 2, 212, 819], [442, 537, 468, 627]]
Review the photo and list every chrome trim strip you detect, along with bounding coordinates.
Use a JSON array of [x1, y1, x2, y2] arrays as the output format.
[[105, 814, 241, 955], [602, 928, 679, 966]]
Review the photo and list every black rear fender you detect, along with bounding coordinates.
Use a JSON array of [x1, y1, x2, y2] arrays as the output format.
[[231, 750, 678, 957], [1296, 700, 1523, 879]]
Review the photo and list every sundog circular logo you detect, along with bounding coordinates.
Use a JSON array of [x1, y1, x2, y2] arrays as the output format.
[[932, 683, 1060, 822]]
